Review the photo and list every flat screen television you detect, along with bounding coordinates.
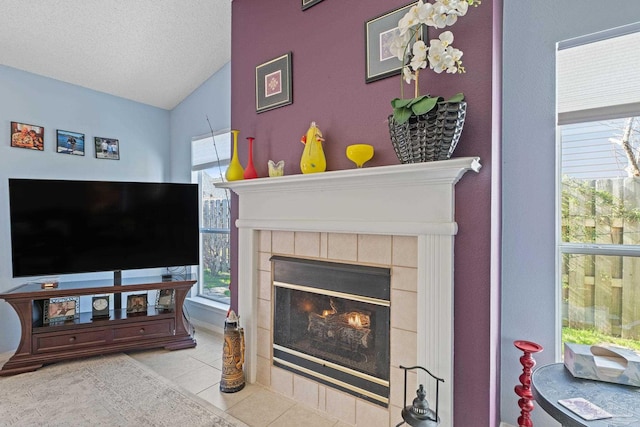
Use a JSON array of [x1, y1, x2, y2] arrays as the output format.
[[8, 178, 199, 278]]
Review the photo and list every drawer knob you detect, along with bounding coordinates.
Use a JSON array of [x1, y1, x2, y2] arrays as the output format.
[[69, 336, 76, 343], [139, 328, 145, 334]]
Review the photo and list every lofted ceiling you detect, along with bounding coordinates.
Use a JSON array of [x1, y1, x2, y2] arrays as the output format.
[[0, 0, 231, 110]]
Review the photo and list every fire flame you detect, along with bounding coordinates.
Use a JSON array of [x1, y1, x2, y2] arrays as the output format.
[[321, 299, 338, 317], [348, 313, 363, 329]]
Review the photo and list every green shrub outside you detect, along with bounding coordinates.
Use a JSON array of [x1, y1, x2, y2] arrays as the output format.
[[563, 327, 640, 351]]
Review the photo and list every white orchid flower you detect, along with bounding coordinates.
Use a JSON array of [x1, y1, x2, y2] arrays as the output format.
[[441, 52, 457, 73], [398, 6, 420, 36], [389, 33, 410, 61], [388, 0, 477, 103], [402, 66, 416, 84], [438, 0, 469, 16], [427, 41, 444, 73], [439, 31, 455, 47], [411, 40, 428, 60], [415, 1, 434, 23], [450, 0, 469, 16], [446, 47, 464, 73], [430, 3, 453, 28]]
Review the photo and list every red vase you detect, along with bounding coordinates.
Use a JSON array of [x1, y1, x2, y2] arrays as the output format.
[[243, 137, 258, 179]]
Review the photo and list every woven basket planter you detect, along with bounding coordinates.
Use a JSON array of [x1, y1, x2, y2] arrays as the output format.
[[388, 100, 467, 163]]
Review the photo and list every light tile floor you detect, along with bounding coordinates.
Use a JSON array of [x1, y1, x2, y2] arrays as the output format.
[[127, 327, 350, 427], [0, 327, 351, 426]]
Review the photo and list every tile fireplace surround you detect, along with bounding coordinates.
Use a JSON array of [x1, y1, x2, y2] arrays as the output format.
[[217, 157, 481, 426]]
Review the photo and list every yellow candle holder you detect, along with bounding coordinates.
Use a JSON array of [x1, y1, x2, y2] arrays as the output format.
[[346, 144, 374, 168]]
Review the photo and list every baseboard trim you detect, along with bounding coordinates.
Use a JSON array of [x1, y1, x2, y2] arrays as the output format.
[[190, 317, 224, 336], [184, 297, 227, 336], [500, 422, 516, 427]]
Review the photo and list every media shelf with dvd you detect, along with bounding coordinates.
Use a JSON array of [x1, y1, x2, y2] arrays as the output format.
[[0, 275, 196, 376]]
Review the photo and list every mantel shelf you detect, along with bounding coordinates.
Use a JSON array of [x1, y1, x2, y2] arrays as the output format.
[[216, 157, 481, 194], [215, 157, 481, 236]]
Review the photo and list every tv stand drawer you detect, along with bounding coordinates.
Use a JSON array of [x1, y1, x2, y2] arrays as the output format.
[[112, 319, 175, 342], [33, 329, 109, 353]]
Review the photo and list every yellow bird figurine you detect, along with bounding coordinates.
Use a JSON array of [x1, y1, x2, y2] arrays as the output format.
[[300, 121, 326, 174]]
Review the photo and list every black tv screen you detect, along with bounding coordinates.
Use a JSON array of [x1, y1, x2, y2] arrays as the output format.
[[8, 178, 199, 278]]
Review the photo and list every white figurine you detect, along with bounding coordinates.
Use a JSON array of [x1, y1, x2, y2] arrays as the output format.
[[268, 160, 285, 177]]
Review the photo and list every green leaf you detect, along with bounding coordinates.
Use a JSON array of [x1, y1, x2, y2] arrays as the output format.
[[411, 96, 440, 116], [393, 107, 413, 125], [391, 98, 414, 109], [446, 93, 465, 103], [392, 93, 464, 125], [406, 95, 427, 107]]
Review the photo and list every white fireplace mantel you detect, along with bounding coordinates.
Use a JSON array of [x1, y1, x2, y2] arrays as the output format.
[[217, 157, 481, 425], [219, 157, 481, 235]]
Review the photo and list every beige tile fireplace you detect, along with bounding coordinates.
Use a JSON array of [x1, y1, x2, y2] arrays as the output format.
[[217, 157, 481, 427]]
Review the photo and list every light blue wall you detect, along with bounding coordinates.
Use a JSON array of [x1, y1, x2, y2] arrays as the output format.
[[170, 62, 231, 181], [169, 62, 231, 331], [0, 65, 171, 352], [0, 62, 231, 353], [501, 2, 640, 425]]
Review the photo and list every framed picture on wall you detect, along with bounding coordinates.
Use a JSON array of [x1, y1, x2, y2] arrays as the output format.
[[56, 129, 85, 156], [94, 136, 119, 160], [256, 52, 293, 113], [10, 121, 44, 151], [365, 3, 426, 83], [302, 0, 323, 10]]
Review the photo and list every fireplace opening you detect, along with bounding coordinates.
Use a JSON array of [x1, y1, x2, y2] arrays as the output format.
[[271, 256, 390, 406]]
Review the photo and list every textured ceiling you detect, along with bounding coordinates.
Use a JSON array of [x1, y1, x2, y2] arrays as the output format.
[[0, 0, 231, 110]]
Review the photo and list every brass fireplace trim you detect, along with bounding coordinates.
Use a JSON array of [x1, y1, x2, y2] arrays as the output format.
[[273, 344, 390, 387], [273, 281, 391, 307], [273, 356, 389, 405]]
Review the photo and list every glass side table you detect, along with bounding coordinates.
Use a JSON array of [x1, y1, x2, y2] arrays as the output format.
[[531, 363, 640, 426]]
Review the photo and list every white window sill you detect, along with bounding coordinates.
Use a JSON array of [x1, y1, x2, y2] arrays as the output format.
[[184, 296, 229, 334], [186, 295, 229, 313]]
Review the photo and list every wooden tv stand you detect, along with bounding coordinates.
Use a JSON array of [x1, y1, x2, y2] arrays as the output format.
[[0, 275, 197, 376]]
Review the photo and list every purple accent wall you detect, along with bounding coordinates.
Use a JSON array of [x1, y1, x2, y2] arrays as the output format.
[[230, 0, 497, 424]]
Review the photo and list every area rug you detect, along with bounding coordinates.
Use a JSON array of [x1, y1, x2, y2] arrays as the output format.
[[0, 353, 244, 427]]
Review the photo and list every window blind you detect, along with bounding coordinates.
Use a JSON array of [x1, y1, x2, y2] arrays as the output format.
[[557, 22, 640, 125], [191, 130, 231, 171]]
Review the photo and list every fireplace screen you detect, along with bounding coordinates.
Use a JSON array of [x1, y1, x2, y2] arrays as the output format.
[[271, 256, 390, 406]]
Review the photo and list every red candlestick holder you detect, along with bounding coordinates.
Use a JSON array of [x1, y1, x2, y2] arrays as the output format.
[[514, 340, 543, 427]]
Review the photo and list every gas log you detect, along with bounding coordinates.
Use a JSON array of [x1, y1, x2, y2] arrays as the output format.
[[307, 310, 372, 352]]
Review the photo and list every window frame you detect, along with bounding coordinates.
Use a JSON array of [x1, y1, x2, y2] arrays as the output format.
[[190, 129, 232, 306], [556, 22, 640, 356]]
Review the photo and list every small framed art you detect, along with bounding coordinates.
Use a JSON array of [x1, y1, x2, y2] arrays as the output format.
[[10, 121, 44, 151], [302, 0, 323, 10], [365, 3, 426, 83], [44, 296, 80, 324], [155, 289, 175, 312], [94, 137, 119, 160], [256, 52, 293, 113], [57, 129, 85, 156], [126, 293, 148, 314]]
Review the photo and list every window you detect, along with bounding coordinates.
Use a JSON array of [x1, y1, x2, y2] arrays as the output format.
[[558, 24, 640, 352], [191, 130, 231, 305]]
